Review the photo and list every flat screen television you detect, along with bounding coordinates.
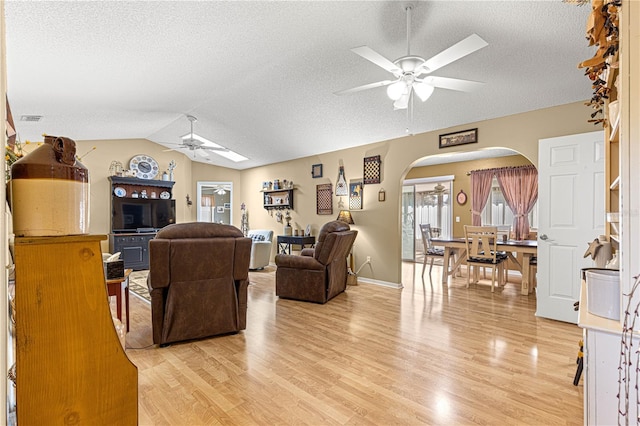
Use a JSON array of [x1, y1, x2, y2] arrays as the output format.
[[111, 198, 176, 233]]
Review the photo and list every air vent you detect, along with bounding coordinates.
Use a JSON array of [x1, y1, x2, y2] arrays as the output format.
[[20, 115, 43, 122]]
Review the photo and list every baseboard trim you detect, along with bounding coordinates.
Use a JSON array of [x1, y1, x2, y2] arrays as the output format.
[[357, 277, 403, 289]]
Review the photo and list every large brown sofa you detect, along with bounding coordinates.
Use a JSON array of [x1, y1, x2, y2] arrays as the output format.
[[275, 220, 357, 303], [147, 222, 251, 346]]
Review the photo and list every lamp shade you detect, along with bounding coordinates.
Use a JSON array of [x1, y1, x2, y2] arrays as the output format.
[[413, 82, 435, 102], [336, 210, 354, 224], [386, 80, 407, 101]]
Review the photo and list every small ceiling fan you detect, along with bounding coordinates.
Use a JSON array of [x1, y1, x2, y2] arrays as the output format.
[[164, 115, 228, 158], [335, 4, 488, 110]]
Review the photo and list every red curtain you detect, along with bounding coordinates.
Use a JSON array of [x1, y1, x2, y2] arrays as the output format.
[[470, 169, 494, 226], [495, 165, 538, 240]]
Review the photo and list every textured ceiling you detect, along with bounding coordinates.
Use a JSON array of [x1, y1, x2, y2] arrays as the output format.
[[4, 1, 593, 170]]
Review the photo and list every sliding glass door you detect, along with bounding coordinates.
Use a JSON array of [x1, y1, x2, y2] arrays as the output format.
[[403, 177, 453, 262], [401, 186, 415, 261]]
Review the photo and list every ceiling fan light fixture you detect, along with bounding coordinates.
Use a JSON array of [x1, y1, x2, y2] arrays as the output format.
[[181, 132, 223, 149], [413, 82, 435, 102], [387, 80, 407, 101]]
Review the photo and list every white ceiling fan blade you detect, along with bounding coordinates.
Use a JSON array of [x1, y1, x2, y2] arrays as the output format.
[[351, 46, 402, 76], [420, 34, 488, 74], [334, 80, 395, 96], [393, 93, 410, 110], [163, 146, 188, 152], [195, 149, 210, 158], [421, 76, 485, 92]]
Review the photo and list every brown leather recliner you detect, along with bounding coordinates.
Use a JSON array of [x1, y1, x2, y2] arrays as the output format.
[[275, 221, 357, 303], [147, 222, 251, 345]]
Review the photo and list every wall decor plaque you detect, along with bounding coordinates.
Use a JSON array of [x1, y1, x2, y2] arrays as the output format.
[[439, 128, 478, 149], [349, 179, 363, 210], [363, 155, 381, 184], [316, 183, 333, 215]]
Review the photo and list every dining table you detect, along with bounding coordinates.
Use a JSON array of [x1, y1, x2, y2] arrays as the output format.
[[430, 237, 538, 295]]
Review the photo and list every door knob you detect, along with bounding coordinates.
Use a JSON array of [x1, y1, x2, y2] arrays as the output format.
[[539, 234, 549, 240]]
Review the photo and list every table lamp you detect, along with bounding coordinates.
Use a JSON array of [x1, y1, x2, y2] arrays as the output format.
[[336, 210, 354, 224]]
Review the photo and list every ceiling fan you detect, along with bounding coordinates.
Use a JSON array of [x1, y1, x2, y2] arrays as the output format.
[[164, 115, 228, 158], [335, 4, 488, 110]]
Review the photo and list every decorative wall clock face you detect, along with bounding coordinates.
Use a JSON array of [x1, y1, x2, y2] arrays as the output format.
[[129, 155, 159, 180], [456, 190, 467, 205]]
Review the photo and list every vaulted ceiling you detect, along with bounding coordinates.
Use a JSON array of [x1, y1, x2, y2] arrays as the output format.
[[5, 1, 593, 170]]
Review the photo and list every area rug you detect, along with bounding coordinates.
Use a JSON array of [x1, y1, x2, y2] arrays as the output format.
[[128, 270, 150, 303]]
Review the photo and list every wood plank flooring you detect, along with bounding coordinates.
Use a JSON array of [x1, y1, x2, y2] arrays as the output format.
[[124, 263, 583, 425]]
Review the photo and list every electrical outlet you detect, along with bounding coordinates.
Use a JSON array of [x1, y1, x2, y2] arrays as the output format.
[[366, 256, 371, 263]]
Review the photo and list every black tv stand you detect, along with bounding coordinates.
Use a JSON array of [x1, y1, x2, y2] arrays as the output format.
[[136, 227, 157, 233], [109, 232, 156, 271]]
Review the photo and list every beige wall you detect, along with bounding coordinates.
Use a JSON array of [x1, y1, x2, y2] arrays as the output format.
[[406, 154, 533, 237], [240, 101, 595, 286], [72, 101, 595, 285]]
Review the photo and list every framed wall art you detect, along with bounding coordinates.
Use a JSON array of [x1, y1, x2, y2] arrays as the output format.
[[316, 183, 333, 215], [311, 163, 323, 178], [349, 179, 363, 210], [439, 128, 478, 149], [363, 155, 381, 184]]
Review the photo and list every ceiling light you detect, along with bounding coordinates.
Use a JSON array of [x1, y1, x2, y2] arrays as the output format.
[[386, 81, 407, 101], [413, 82, 435, 102]]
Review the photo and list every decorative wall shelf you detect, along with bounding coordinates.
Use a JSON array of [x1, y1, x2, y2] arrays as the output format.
[[262, 188, 294, 210]]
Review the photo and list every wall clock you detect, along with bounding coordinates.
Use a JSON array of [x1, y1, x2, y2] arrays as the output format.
[[129, 154, 159, 180], [456, 190, 467, 205]]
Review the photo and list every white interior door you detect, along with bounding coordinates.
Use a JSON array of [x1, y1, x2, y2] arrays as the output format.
[[537, 131, 604, 323]]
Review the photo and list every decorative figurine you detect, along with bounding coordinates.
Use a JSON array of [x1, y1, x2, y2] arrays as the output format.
[[168, 160, 176, 181]]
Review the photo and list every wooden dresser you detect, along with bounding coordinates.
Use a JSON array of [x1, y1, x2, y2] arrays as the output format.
[[14, 235, 138, 425]]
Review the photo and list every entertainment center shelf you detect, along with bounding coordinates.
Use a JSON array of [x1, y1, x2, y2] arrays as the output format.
[[109, 175, 175, 199], [109, 176, 176, 270]]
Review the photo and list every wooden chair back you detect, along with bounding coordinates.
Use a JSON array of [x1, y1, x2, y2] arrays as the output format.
[[464, 225, 499, 262]]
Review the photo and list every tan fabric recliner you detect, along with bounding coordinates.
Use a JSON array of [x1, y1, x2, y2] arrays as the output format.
[[147, 222, 251, 346], [275, 221, 357, 304]]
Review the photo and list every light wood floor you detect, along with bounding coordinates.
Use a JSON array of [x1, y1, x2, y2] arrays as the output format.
[[124, 263, 583, 425]]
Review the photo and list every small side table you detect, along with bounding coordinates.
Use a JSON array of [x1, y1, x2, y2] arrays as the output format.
[[106, 268, 132, 332], [277, 235, 316, 254]]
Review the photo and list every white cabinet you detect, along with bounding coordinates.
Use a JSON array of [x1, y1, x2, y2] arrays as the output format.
[[583, 328, 623, 424]]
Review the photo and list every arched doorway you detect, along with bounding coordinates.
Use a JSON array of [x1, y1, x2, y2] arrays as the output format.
[[401, 147, 530, 263]]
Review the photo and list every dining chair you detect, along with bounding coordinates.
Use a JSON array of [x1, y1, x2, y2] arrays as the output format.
[[496, 225, 512, 282], [529, 256, 537, 290], [419, 224, 452, 278], [463, 225, 508, 292]]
